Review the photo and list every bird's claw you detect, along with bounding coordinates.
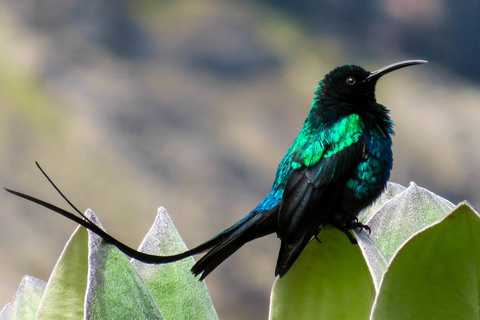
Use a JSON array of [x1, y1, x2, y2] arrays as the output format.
[[334, 219, 371, 244], [348, 222, 371, 234], [343, 230, 357, 244]]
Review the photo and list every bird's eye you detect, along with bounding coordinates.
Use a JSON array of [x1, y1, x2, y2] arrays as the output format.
[[346, 77, 356, 85]]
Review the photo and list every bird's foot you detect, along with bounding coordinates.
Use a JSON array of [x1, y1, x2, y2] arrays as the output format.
[[343, 230, 357, 244], [313, 234, 322, 244], [334, 219, 370, 244], [346, 220, 371, 234]]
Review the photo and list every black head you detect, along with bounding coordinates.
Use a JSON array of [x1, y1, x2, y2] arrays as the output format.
[[320, 60, 427, 105]]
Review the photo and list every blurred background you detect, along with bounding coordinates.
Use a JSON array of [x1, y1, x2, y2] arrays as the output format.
[[1, 0, 479, 319]]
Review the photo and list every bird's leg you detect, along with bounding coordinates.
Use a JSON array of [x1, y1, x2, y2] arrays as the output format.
[[313, 225, 323, 244], [345, 218, 371, 234], [332, 221, 357, 244], [343, 230, 357, 244], [333, 218, 370, 244]]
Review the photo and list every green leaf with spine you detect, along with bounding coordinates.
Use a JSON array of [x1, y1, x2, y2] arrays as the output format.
[[1, 208, 218, 320], [131, 207, 218, 320], [84, 210, 164, 319]]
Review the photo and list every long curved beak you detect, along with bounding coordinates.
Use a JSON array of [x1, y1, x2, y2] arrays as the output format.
[[364, 60, 428, 82]]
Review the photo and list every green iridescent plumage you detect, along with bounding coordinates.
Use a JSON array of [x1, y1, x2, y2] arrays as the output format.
[[6, 60, 427, 280], [288, 113, 364, 174]]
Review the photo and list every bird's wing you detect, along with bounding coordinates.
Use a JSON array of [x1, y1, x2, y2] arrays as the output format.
[[274, 113, 365, 276], [278, 113, 365, 232], [279, 136, 364, 231]]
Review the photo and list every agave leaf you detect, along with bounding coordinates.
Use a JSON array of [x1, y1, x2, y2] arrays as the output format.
[[358, 182, 406, 223], [0, 276, 46, 320], [366, 182, 454, 261], [35, 225, 89, 320], [131, 207, 218, 320], [354, 230, 388, 293], [371, 202, 480, 320], [84, 210, 164, 320], [355, 182, 405, 291], [269, 227, 375, 320]]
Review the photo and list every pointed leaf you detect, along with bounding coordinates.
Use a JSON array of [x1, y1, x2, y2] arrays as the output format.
[[35, 225, 89, 320], [371, 202, 480, 320], [358, 182, 406, 223], [269, 228, 375, 320], [355, 182, 404, 291], [0, 276, 46, 320], [131, 207, 218, 320], [84, 210, 164, 320], [354, 230, 388, 293], [366, 182, 454, 261]]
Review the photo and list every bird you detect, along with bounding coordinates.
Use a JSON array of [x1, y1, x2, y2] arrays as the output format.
[[5, 60, 427, 280]]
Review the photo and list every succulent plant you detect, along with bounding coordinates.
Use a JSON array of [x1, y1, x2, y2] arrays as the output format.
[[2, 182, 478, 320]]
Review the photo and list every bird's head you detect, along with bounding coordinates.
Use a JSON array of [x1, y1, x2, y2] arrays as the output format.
[[320, 60, 427, 105]]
